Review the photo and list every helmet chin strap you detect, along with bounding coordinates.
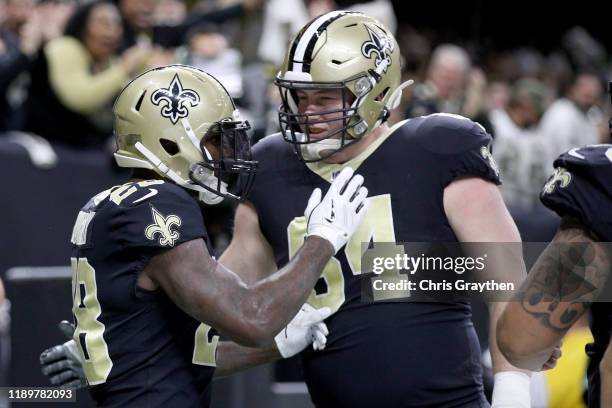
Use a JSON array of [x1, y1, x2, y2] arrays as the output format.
[[371, 79, 415, 130], [386, 79, 414, 111], [190, 163, 229, 205], [198, 184, 226, 205], [297, 133, 345, 160], [198, 191, 224, 205]]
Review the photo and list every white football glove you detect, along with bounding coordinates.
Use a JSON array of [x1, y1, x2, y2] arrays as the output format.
[[274, 304, 332, 358], [305, 167, 369, 253]]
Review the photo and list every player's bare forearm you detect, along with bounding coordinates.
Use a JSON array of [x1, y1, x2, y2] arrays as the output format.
[[214, 341, 281, 379], [236, 235, 333, 342], [482, 248, 530, 374], [146, 235, 333, 347], [498, 217, 610, 369], [488, 302, 531, 375]]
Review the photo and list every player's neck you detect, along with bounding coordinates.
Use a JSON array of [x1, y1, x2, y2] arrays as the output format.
[[322, 123, 389, 164]]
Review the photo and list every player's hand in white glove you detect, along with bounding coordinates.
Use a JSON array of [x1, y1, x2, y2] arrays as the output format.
[[305, 167, 369, 253], [274, 304, 332, 358], [39, 320, 87, 389]]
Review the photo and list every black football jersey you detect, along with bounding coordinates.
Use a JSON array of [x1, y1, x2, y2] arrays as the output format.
[[540, 144, 612, 408], [70, 180, 219, 407], [540, 144, 612, 241], [248, 114, 500, 407]]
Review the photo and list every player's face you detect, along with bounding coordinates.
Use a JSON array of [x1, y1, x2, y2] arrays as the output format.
[[296, 89, 350, 140], [198, 120, 254, 185]]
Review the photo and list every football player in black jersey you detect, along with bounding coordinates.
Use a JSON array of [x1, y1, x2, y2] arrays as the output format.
[[48, 64, 369, 407], [498, 85, 612, 407], [41, 13, 530, 408], [223, 11, 530, 408]]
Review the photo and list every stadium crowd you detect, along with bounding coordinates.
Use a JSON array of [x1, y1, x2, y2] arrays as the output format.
[[0, 0, 608, 215]]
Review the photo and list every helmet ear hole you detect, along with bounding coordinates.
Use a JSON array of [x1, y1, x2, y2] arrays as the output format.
[[135, 90, 147, 111], [375, 87, 390, 102], [159, 138, 180, 156]]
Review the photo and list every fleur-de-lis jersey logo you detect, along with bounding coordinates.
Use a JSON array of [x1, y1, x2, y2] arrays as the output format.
[[480, 146, 500, 178], [145, 206, 182, 247], [542, 167, 572, 195], [361, 25, 394, 73], [151, 74, 200, 124]]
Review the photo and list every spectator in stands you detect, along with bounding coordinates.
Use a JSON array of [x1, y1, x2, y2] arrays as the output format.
[[490, 78, 551, 209], [405, 43, 492, 134], [116, 0, 262, 51], [0, 0, 74, 131], [491, 78, 548, 132], [485, 80, 511, 112], [0, 0, 38, 131], [539, 72, 604, 158], [1, 0, 32, 37], [177, 23, 244, 103], [406, 44, 471, 117], [153, 0, 186, 25], [22, 0, 150, 148]]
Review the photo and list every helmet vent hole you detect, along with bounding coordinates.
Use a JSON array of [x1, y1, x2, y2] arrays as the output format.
[[375, 87, 390, 102], [344, 23, 357, 28], [159, 138, 180, 156], [135, 90, 147, 111], [332, 59, 343, 65]]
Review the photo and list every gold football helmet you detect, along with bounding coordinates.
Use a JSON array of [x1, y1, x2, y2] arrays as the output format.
[[113, 65, 257, 204], [275, 11, 410, 162]]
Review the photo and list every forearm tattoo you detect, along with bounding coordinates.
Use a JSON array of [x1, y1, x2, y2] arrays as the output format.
[[519, 218, 611, 332]]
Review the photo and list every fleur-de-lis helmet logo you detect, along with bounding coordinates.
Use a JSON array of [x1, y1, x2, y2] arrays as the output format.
[[542, 167, 572, 194], [145, 206, 182, 247], [151, 74, 201, 124], [361, 25, 394, 73]]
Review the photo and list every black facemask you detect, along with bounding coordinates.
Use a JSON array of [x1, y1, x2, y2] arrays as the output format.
[[189, 119, 258, 202]]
